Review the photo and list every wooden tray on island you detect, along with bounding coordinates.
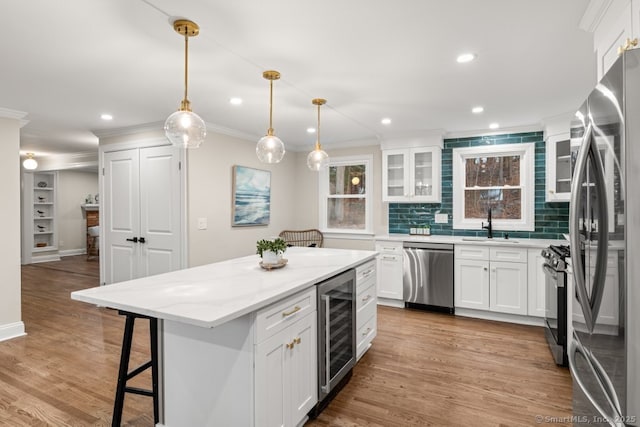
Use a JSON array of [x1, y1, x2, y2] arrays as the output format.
[[259, 258, 288, 271]]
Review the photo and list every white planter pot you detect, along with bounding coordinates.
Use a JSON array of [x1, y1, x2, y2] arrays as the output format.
[[262, 250, 279, 265]]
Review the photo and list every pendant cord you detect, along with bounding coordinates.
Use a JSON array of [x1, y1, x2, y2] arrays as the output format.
[[183, 33, 189, 105], [268, 79, 274, 134], [316, 103, 321, 149]]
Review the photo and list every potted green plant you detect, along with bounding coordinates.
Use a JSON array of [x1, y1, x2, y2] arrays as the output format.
[[256, 238, 288, 264]]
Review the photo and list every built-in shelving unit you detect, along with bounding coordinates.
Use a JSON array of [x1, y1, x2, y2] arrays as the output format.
[[22, 171, 60, 264]]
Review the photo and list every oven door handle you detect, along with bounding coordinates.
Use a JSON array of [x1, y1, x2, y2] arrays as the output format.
[[541, 264, 558, 281], [320, 294, 331, 393]]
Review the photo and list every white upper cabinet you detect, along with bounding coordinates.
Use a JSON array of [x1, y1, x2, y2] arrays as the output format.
[[381, 133, 443, 203], [581, 0, 636, 81], [545, 133, 574, 202], [382, 147, 441, 203]]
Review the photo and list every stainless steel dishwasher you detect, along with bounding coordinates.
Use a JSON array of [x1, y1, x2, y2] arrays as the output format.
[[403, 242, 454, 313]]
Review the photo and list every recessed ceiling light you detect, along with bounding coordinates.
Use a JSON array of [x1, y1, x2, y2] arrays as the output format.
[[307, 127, 316, 134], [456, 53, 476, 63], [472, 106, 484, 114], [230, 97, 243, 105], [381, 118, 392, 125], [489, 123, 500, 129], [101, 114, 113, 121]]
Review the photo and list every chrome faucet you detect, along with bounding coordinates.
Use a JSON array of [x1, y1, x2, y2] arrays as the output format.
[[482, 207, 493, 239]]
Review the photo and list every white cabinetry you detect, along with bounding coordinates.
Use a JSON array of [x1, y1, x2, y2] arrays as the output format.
[[22, 171, 60, 264], [545, 133, 574, 202], [527, 248, 546, 318], [382, 147, 441, 203], [355, 260, 377, 360], [255, 287, 317, 427], [455, 245, 528, 315], [375, 241, 404, 305]]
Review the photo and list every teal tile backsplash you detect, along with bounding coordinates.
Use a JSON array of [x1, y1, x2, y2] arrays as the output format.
[[388, 131, 570, 239]]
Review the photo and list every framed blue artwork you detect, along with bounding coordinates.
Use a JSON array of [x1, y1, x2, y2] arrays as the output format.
[[232, 165, 271, 226]]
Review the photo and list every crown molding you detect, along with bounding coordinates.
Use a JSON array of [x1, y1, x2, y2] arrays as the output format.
[[444, 124, 542, 139], [579, 0, 615, 33], [0, 107, 29, 128]]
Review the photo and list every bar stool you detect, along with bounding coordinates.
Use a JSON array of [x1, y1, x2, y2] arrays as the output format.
[[112, 311, 159, 427]]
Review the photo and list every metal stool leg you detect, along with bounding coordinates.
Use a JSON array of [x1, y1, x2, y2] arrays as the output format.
[[112, 314, 135, 427], [112, 312, 159, 427]]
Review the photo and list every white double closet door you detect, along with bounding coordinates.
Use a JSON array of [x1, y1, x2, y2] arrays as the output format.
[[103, 144, 183, 285]]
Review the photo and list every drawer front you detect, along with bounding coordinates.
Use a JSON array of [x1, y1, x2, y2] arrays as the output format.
[[356, 282, 377, 323], [375, 241, 403, 254], [356, 260, 376, 286], [356, 315, 377, 357], [256, 287, 316, 343], [490, 247, 528, 263], [455, 245, 489, 260]]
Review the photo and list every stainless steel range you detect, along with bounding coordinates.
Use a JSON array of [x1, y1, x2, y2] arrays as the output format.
[[541, 244, 569, 366]]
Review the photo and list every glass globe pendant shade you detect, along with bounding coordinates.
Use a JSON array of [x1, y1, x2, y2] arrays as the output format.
[[307, 145, 329, 171], [23, 154, 38, 170], [164, 110, 206, 149], [256, 134, 285, 164]]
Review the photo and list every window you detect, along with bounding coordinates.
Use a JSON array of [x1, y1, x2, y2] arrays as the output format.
[[319, 155, 373, 234], [452, 143, 535, 231]]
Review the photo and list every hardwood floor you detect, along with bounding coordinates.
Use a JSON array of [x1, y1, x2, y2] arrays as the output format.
[[0, 256, 572, 426]]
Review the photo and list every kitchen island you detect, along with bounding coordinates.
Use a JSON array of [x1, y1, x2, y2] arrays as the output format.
[[72, 247, 377, 427]]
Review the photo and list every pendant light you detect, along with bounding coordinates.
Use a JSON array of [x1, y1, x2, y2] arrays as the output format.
[[164, 19, 206, 149], [307, 98, 329, 171], [256, 70, 285, 163], [23, 153, 38, 170]]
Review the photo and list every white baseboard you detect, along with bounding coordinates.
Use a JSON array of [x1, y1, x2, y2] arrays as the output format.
[[377, 298, 405, 308], [30, 254, 61, 263], [0, 321, 26, 342], [455, 308, 545, 327], [60, 248, 87, 257]]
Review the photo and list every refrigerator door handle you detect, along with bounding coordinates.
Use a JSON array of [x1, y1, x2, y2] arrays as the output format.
[[569, 122, 609, 333], [568, 336, 624, 426]]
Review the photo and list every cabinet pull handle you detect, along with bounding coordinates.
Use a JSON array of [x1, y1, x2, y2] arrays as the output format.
[[362, 269, 374, 277], [483, 267, 488, 271], [286, 341, 295, 349], [362, 294, 372, 302], [382, 256, 396, 261], [294, 337, 301, 344], [362, 327, 371, 336], [282, 306, 301, 317]]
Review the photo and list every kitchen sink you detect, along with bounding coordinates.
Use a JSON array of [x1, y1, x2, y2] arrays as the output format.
[[460, 237, 519, 243]]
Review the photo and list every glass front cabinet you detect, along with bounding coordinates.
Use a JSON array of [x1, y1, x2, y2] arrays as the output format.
[[382, 147, 441, 203], [545, 133, 575, 202]]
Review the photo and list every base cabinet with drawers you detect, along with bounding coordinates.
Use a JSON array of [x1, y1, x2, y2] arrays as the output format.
[[255, 288, 317, 427], [375, 240, 403, 304], [355, 260, 377, 360], [455, 245, 528, 315]]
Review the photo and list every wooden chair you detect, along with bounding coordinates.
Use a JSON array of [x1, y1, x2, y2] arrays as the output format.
[[278, 229, 323, 248]]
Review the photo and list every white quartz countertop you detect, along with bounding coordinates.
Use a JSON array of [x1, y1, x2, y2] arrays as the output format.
[[71, 247, 377, 329], [375, 234, 568, 248]]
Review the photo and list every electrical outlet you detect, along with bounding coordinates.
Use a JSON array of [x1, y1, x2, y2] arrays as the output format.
[[434, 213, 448, 224], [197, 218, 207, 230]]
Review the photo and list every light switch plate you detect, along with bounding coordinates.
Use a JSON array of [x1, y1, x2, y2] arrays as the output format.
[[434, 213, 448, 224], [197, 217, 207, 230]]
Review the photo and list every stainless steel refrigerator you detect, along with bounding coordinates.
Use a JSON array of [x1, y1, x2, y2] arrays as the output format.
[[569, 49, 639, 426]]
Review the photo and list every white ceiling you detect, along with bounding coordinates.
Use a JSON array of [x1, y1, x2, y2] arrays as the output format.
[[3, 0, 595, 158]]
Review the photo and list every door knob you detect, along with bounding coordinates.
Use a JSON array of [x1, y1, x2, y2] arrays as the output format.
[[126, 237, 138, 243]]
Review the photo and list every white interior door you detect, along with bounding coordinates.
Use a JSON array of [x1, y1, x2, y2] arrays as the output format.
[[103, 144, 183, 285], [103, 149, 140, 284], [138, 145, 182, 278]]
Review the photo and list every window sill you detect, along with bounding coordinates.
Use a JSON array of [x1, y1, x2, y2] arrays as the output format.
[[321, 231, 375, 241]]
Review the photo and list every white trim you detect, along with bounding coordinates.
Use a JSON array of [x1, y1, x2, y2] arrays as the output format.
[[445, 124, 541, 139], [319, 155, 374, 235], [376, 299, 405, 308], [322, 232, 375, 240], [0, 107, 28, 120], [579, 0, 615, 32], [380, 130, 445, 150], [60, 248, 87, 257], [452, 143, 535, 231], [0, 322, 26, 342], [454, 308, 544, 327], [30, 254, 61, 263]]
